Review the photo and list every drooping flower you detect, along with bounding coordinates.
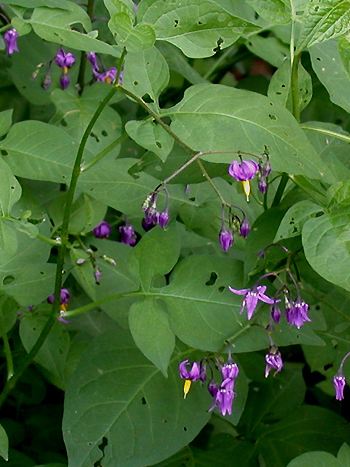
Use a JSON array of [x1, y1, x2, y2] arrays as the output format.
[[211, 385, 235, 416], [142, 213, 156, 231], [119, 224, 137, 246], [258, 177, 267, 194], [59, 73, 70, 90], [221, 362, 239, 388], [92, 220, 111, 239], [259, 158, 271, 177], [47, 288, 70, 305], [239, 218, 250, 238], [271, 302, 281, 323], [4, 28, 19, 55], [94, 67, 117, 84], [333, 375, 346, 401], [55, 49, 76, 69], [86, 51, 99, 72], [229, 285, 275, 320], [219, 228, 233, 252], [158, 210, 169, 229], [228, 159, 259, 201], [179, 359, 206, 398], [265, 348, 283, 378], [285, 298, 311, 329], [94, 268, 102, 284]]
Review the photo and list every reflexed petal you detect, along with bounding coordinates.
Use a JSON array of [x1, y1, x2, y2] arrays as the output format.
[[228, 287, 248, 296], [245, 293, 259, 319]]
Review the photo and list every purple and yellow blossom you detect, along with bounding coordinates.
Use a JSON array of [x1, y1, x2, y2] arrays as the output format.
[[228, 159, 259, 201], [179, 359, 206, 398]]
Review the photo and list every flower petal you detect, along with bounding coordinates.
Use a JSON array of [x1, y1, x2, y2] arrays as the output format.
[[228, 287, 248, 296]]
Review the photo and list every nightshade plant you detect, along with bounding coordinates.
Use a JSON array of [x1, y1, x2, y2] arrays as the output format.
[[1, 0, 350, 466]]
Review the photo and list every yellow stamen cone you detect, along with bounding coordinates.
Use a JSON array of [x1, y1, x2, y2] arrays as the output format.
[[63, 66, 68, 74], [60, 303, 67, 313], [183, 379, 192, 399], [242, 180, 251, 202]]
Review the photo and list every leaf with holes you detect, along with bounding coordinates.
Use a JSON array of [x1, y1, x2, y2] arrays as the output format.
[[247, 0, 291, 24], [302, 210, 350, 292], [63, 328, 211, 467], [168, 84, 330, 182], [20, 311, 71, 388], [309, 40, 350, 113], [129, 298, 175, 376], [159, 255, 244, 351], [109, 12, 155, 52], [245, 35, 289, 67], [275, 200, 323, 241], [297, 0, 350, 51], [30, 5, 119, 56], [139, 0, 259, 58], [268, 60, 313, 113], [1, 121, 76, 184], [125, 120, 174, 161], [123, 46, 169, 104]]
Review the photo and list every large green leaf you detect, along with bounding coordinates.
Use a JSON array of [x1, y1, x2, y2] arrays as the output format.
[[30, 5, 119, 56], [139, 0, 259, 58], [297, 0, 350, 51], [245, 35, 289, 67], [168, 84, 330, 182], [0, 425, 8, 462], [109, 12, 155, 52], [302, 210, 350, 292], [159, 255, 244, 351], [1, 121, 75, 183], [63, 329, 211, 467], [0, 159, 21, 217], [129, 298, 175, 375], [125, 120, 174, 161], [275, 200, 322, 241], [309, 40, 350, 113], [247, 0, 291, 24]]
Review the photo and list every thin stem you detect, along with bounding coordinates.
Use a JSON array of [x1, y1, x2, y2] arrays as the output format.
[[271, 173, 289, 207], [291, 53, 301, 122], [77, 0, 95, 94], [2, 332, 13, 381], [37, 234, 61, 247], [196, 159, 229, 206], [339, 351, 350, 373], [81, 133, 126, 172], [0, 85, 119, 409]]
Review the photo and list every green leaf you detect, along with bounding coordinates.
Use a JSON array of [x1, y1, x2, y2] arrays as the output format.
[[337, 443, 350, 466], [287, 452, 340, 467], [104, 0, 135, 20], [135, 224, 181, 291], [258, 406, 350, 466], [0, 109, 13, 138], [247, 0, 291, 24], [1, 121, 76, 183], [109, 12, 155, 52], [63, 329, 211, 467], [302, 210, 350, 292], [30, 5, 119, 56], [125, 120, 174, 161], [268, 60, 313, 113], [140, 0, 259, 58], [19, 311, 71, 388], [309, 40, 350, 113], [328, 181, 350, 208], [298, 0, 350, 50], [245, 35, 289, 67], [123, 46, 169, 103], [160, 255, 244, 351], [50, 88, 123, 160], [275, 200, 322, 241], [129, 298, 175, 375], [1, 0, 69, 7], [0, 424, 8, 462], [0, 159, 21, 216], [70, 248, 97, 300], [168, 84, 330, 182]]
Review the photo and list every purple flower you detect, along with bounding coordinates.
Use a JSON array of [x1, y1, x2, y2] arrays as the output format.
[[86, 51, 99, 71], [142, 213, 156, 231], [41, 73, 52, 90], [333, 375, 346, 401], [260, 159, 271, 177], [258, 177, 267, 194], [228, 160, 259, 201], [92, 220, 111, 239], [179, 359, 206, 398], [271, 302, 281, 323], [119, 224, 137, 246], [265, 349, 283, 378], [239, 218, 250, 238], [4, 28, 19, 55], [55, 49, 76, 69], [285, 299, 311, 329], [219, 228, 233, 252], [208, 380, 218, 397], [229, 285, 275, 320], [47, 288, 70, 305], [221, 362, 239, 390], [212, 386, 235, 416], [94, 67, 117, 84], [228, 160, 259, 181], [158, 210, 169, 229], [59, 73, 70, 90], [94, 268, 102, 284]]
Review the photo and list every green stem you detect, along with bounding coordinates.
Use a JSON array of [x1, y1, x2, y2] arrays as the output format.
[[196, 159, 228, 206], [77, 0, 95, 94], [37, 234, 61, 247], [271, 173, 289, 207], [2, 332, 13, 381], [0, 86, 119, 409], [81, 133, 126, 172], [291, 53, 301, 122]]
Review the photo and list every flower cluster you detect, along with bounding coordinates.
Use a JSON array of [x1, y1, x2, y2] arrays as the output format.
[[92, 219, 138, 247], [86, 51, 123, 85], [142, 190, 170, 231], [228, 151, 271, 202], [179, 356, 240, 417], [47, 288, 70, 323], [219, 206, 250, 253], [3, 28, 19, 55]]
